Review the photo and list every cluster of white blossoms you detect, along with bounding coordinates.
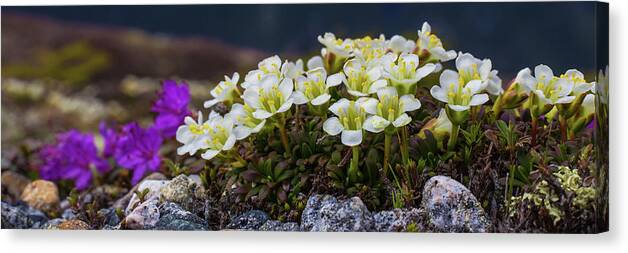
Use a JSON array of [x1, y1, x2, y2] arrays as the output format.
[[176, 20, 598, 162]]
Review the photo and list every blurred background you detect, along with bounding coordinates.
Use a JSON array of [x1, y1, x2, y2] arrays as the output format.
[[1, 2, 604, 154]]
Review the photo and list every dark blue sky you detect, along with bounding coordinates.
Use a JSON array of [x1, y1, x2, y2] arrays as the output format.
[[3, 2, 608, 78]]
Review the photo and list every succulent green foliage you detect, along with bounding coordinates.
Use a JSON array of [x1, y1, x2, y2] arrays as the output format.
[[238, 153, 297, 203]]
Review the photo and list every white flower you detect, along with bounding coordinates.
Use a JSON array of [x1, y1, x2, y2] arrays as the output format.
[[516, 64, 575, 105], [560, 69, 593, 96], [454, 52, 503, 95], [291, 68, 343, 106], [388, 35, 416, 55], [353, 35, 388, 67], [281, 59, 305, 80], [241, 55, 284, 89], [361, 87, 422, 133], [176, 111, 211, 156], [594, 65, 608, 104], [242, 74, 294, 120], [204, 72, 240, 108], [323, 98, 368, 146], [318, 32, 354, 58], [227, 103, 267, 140], [382, 53, 436, 94], [430, 69, 489, 112], [199, 112, 238, 160], [337, 59, 388, 97], [416, 22, 457, 62]]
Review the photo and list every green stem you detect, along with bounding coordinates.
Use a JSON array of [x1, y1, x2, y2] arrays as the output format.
[[448, 124, 460, 151], [349, 146, 360, 183], [277, 113, 291, 155], [400, 126, 410, 165], [384, 133, 392, 175]]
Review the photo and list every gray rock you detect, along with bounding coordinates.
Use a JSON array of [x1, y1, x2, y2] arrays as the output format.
[[98, 208, 121, 227], [226, 210, 269, 230], [124, 179, 168, 215], [159, 174, 198, 212], [1, 202, 49, 229], [113, 172, 167, 210], [154, 202, 208, 231], [421, 176, 491, 232], [41, 218, 65, 229], [124, 198, 160, 229], [61, 208, 77, 220], [259, 220, 300, 232], [373, 208, 425, 232], [301, 194, 374, 232]]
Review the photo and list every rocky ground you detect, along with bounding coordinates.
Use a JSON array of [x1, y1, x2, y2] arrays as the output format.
[[2, 171, 490, 232]]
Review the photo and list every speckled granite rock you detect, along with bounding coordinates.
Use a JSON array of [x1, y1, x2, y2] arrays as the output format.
[[373, 208, 425, 232], [226, 210, 269, 230], [154, 202, 207, 231], [113, 172, 167, 210], [20, 180, 59, 214], [259, 220, 300, 232], [301, 194, 373, 232], [421, 176, 491, 232], [124, 179, 168, 215], [41, 218, 65, 229], [1, 201, 48, 229], [159, 174, 198, 212], [124, 198, 160, 229]]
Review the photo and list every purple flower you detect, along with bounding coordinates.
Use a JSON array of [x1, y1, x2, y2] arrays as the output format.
[[151, 80, 191, 138], [99, 121, 120, 158], [39, 130, 110, 190], [114, 122, 163, 185]]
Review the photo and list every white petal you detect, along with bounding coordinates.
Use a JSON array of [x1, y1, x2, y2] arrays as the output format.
[[363, 115, 389, 133], [323, 117, 343, 136], [242, 88, 261, 108], [311, 94, 331, 106], [515, 68, 536, 92], [399, 95, 421, 112], [234, 126, 252, 140], [326, 73, 344, 87], [456, 53, 477, 73], [347, 89, 369, 97], [358, 97, 378, 115], [554, 78, 574, 97], [555, 96, 576, 104], [368, 79, 388, 94], [479, 59, 492, 80], [439, 69, 459, 89], [341, 130, 363, 147], [276, 99, 294, 113], [430, 85, 449, 103], [415, 63, 436, 80], [534, 64, 554, 83], [204, 99, 219, 108], [469, 94, 489, 106], [392, 113, 412, 127], [329, 98, 350, 116], [377, 86, 398, 99], [307, 56, 324, 70], [222, 134, 236, 151], [201, 149, 220, 160], [291, 91, 309, 105], [279, 78, 294, 99], [366, 67, 382, 81], [448, 104, 470, 112], [466, 80, 486, 94], [253, 109, 273, 119]]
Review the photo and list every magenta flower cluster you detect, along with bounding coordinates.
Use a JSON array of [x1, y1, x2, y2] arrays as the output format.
[[39, 80, 191, 189]]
